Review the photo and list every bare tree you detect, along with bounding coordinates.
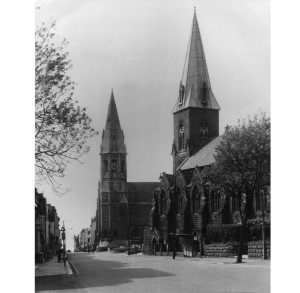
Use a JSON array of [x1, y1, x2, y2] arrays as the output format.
[[35, 21, 98, 195]]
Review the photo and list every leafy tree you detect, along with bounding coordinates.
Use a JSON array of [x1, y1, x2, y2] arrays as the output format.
[[35, 21, 98, 195], [202, 112, 270, 263]]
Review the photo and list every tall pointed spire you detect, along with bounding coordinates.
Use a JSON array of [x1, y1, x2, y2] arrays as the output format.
[[173, 10, 220, 113], [101, 90, 126, 153]]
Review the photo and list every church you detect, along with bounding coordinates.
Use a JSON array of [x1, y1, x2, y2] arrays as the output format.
[[95, 8, 270, 256], [144, 9, 270, 257], [96, 90, 158, 249]]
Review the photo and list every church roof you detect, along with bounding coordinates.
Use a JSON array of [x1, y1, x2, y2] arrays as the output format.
[[127, 182, 159, 202], [173, 10, 220, 113], [127, 182, 158, 226], [180, 136, 222, 170], [101, 90, 126, 153]]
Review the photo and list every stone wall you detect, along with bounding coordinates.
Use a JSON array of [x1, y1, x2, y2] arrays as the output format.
[[248, 241, 270, 259], [204, 243, 237, 257]]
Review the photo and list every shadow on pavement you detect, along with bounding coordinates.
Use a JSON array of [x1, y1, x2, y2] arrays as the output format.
[[35, 253, 175, 292]]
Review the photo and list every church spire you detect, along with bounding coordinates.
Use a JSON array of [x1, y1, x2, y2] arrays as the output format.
[[173, 10, 220, 113], [101, 90, 126, 153]]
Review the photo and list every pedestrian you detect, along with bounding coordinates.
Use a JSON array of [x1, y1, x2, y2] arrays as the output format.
[[151, 236, 156, 256], [166, 239, 169, 256], [159, 237, 163, 256], [57, 247, 61, 263]]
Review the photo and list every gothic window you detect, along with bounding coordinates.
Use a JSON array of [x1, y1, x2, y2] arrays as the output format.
[[192, 187, 200, 213], [111, 134, 117, 151], [103, 230, 107, 238], [113, 230, 118, 238], [103, 160, 108, 172], [160, 190, 167, 215], [178, 191, 183, 212], [200, 120, 208, 136], [111, 159, 117, 172], [232, 197, 239, 213], [210, 190, 220, 213], [121, 160, 125, 174], [178, 81, 185, 105], [201, 82, 208, 106], [179, 122, 185, 150], [255, 192, 262, 211]]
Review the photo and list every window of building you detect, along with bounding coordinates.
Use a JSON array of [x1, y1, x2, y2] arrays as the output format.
[[179, 122, 185, 150], [111, 159, 117, 172], [201, 81, 208, 106], [255, 192, 262, 211], [178, 81, 185, 105], [131, 228, 140, 239], [160, 190, 167, 215], [232, 197, 239, 213], [121, 160, 125, 174], [103, 160, 108, 172], [192, 187, 200, 213], [113, 230, 118, 238], [211, 190, 220, 213], [200, 120, 208, 136]]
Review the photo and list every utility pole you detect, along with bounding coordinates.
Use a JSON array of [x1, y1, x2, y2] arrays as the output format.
[[261, 190, 267, 260], [128, 203, 130, 256]]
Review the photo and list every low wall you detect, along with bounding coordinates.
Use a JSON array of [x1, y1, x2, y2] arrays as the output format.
[[248, 241, 270, 259], [204, 243, 237, 257]]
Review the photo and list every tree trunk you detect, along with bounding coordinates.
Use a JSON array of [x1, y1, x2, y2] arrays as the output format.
[[237, 214, 247, 263]]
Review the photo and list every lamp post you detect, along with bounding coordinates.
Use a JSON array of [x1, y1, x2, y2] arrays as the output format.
[[128, 203, 131, 256], [172, 174, 176, 260], [61, 223, 66, 251]]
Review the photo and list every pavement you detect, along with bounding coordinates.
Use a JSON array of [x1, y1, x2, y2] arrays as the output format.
[[35, 255, 73, 277]]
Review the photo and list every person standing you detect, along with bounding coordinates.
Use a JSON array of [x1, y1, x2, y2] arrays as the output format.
[[57, 246, 61, 263], [151, 236, 156, 256], [159, 237, 163, 256]]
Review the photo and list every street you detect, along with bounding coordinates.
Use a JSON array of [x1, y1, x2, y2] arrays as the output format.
[[35, 252, 270, 293]]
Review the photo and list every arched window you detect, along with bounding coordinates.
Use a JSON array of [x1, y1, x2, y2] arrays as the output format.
[[103, 160, 108, 172], [178, 190, 183, 212], [201, 81, 208, 106], [178, 81, 185, 105], [111, 159, 117, 173], [159, 190, 167, 215], [192, 186, 201, 213], [121, 160, 125, 174], [211, 190, 220, 213], [179, 122, 185, 150], [103, 230, 107, 238], [200, 120, 208, 136], [255, 192, 261, 211], [232, 197, 239, 213]]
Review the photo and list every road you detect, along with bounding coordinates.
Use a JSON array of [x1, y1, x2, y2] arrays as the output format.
[[36, 252, 270, 293]]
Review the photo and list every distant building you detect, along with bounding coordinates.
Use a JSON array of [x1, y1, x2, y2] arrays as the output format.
[[35, 188, 61, 262], [96, 92, 159, 248]]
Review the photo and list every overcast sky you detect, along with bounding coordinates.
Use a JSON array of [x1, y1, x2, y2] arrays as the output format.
[[35, 0, 270, 248]]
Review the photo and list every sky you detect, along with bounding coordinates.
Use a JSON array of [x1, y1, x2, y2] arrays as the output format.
[[34, 0, 270, 250]]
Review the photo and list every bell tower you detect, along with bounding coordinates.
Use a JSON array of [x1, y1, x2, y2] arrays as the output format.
[[172, 9, 220, 173], [98, 90, 128, 242]]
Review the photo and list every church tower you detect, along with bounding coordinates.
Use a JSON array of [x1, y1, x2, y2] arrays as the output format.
[[172, 9, 220, 173], [97, 90, 128, 242]]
